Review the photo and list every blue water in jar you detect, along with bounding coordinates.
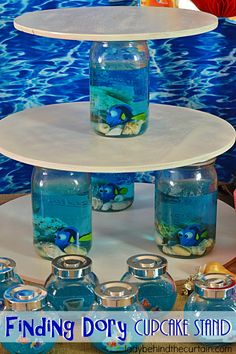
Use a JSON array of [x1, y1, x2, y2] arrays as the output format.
[[92, 173, 134, 212], [184, 298, 236, 345], [155, 180, 217, 258], [46, 280, 95, 311], [2, 285, 55, 353], [92, 305, 142, 353], [137, 281, 176, 311], [90, 41, 149, 138], [90, 67, 149, 137], [3, 341, 54, 354], [32, 170, 92, 260]]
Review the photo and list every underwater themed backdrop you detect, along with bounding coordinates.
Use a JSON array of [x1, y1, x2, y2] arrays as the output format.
[[0, 0, 236, 193]]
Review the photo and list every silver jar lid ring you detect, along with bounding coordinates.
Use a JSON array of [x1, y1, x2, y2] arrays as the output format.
[[4, 285, 48, 311], [95, 281, 137, 308], [0, 257, 15, 273], [195, 273, 236, 299], [52, 254, 92, 279], [127, 254, 167, 278], [0, 257, 16, 281]]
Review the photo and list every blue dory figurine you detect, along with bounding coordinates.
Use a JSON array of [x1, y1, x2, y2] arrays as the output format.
[[178, 225, 208, 247], [98, 183, 128, 203], [106, 104, 133, 127], [55, 227, 92, 250]]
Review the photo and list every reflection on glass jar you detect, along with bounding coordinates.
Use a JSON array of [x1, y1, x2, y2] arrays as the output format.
[[31, 167, 92, 260], [2, 285, 55, 353], [92, 281, 144, 353], [184, 273, 236, 345], [45, 255, 98, 311], [92, 173, 134, 212], [155, 159, 218, 258], [90, 41, 149, 137], [121, 254, 177, 311], [0, 258, 23, 311]]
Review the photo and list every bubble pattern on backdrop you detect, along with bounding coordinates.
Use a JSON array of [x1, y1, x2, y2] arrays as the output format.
[[0, 0, 235, 192]]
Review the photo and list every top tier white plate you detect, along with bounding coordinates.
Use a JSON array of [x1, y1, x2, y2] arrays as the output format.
[[0, 102, 235, 172], [14, 7, 218, 41]]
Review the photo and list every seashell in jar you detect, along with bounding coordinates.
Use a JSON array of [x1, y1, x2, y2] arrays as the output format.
[[39, 242, 65, 259], [106, 125, 123, 136], [122, 121, 143, 135], [101, 202, 112, 211], [114, 195, 124, 202], [163, 244, 191, 257], [92, 197, 103, 210], [97, 123, 110, 135], [64, 244, 87, 255], [111, 200, 131, 211]]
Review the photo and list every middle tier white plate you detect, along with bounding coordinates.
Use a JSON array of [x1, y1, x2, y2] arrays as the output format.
[[0, 102, 235, 172], [1, 184, 236, 284]]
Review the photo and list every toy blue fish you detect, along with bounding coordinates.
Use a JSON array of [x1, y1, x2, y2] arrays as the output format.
[[55, 227, 92, 250], [55, 227, 78, 250], [98, 183, 128, 203], [106, 104, 133, 127], [178, 225, 208, 247]]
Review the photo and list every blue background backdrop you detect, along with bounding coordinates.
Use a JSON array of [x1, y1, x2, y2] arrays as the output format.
[[0, 1, 235, 193]]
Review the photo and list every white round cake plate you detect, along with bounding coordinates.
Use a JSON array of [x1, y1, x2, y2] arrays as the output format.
[[1, 184, 235, 284], [14, 7, 218, 41], [0, 103, 235, 173]]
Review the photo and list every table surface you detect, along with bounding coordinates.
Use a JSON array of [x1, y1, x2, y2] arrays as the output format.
[[14, 7, 218, 41], [0, 102, 235, 173], [1, 184, 235, 284]]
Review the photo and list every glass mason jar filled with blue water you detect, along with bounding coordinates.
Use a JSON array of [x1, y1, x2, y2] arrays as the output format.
[[92, 173, 134, 212], [90, 41, 149, 137], [184, 273, 236, 345], [0, 258, 23, 311], [31, 167, 92, 260], [155, 159, 218, 258], [45, 255, 98, 311], [121, 254, 176, 311], [2, 285, 55, 353], [92, 281, 144, 353]]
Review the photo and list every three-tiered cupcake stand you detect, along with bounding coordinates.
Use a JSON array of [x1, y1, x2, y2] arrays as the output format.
[[0, 7, 235, 283]]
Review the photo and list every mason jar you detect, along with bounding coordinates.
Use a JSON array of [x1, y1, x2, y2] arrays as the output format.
[[31, 167, 92, 260], [121, 254, 177, 311], [90, 41, 149, 137], [92, 173, 134, 212], [0, 258, 23, 311], [45, 255, 98, 311], [155, 159, 218, 258], [92, 281, 144, 352], [184, 273, 236, 345], [2, 285, 55, 353]]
